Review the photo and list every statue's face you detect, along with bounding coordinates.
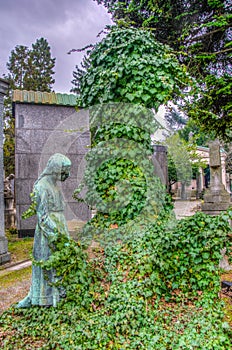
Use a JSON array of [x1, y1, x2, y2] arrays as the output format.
[[60, 165, 71, 181]]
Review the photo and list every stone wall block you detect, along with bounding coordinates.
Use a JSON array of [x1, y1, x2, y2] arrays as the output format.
[[15, 105, 76, 130], [15, 129, 31, 153], [0, 237, 8, 254], [17, 204, 37, 229], [16, 154, 40, 179], [66, 202, 91, 222], [15, 179, 35, 205]]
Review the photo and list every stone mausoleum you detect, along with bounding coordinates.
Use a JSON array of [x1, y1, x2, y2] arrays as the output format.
[[13, 90, 91, 237], [13, 90, 168, 237]]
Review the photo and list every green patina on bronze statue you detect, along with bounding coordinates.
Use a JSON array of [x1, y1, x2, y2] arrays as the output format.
[[17, 153, 71, 308]]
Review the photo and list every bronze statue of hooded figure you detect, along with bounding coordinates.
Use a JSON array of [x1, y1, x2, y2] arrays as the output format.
[[17, 153, 71, 308]]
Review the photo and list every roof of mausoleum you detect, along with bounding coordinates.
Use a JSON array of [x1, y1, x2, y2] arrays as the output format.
[[12, 89, 77, 106], [196, 145, 226, 154]]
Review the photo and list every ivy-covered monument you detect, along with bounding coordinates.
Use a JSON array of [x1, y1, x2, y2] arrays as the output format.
[[13, 90, 168, 237]]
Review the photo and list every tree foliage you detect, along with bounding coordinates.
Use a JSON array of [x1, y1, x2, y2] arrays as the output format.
[[164, 105, 187, 132], [70, 55, 90, 94], [3, 116, 15, 175], [189, 72, 232, 141], [226, 150, 232, 174], [94, 0, 232, 140], [94, 0, 231, 76], [166, 134, 206, 197], [166, 134, 192, 188], [5, 45, 30, 90], [178, 118, 214, 147], [3, 37, 56, 176], [6, 37, 55, 92]]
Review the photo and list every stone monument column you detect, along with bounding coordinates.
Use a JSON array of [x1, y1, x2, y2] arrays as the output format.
[[0, 78, 11, 264], [201, 139, 231, 215]]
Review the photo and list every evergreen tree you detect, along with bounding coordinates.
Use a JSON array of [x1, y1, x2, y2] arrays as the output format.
[[6, 45, 30, 89], [70, 55, 91, 94], [30, 37, 55, 92], [6, 37, 55, 91], [70, 65, 81, 94], [164, 106, 187, 131], [3, 37, 56, 176]]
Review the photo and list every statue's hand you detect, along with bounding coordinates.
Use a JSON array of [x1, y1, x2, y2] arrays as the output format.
[[49, 232, 58, 243]]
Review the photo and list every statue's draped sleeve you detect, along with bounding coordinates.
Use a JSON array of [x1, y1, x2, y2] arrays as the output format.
[[34, 186, 58, 239]]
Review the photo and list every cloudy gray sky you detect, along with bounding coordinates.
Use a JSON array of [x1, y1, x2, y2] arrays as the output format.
[[0, 0, 112, 93]]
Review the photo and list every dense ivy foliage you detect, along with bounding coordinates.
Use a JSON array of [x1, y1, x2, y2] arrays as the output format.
[[73, 103, 168, 240], [72, 28, 194, 238], [73, 29, 192, 239], [73, 27, 193, 111], [1, 209, 232, 349], [2, 21, 231, 348]]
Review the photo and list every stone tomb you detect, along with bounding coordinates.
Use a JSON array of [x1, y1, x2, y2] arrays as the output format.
[[13, 90, 91, 237]]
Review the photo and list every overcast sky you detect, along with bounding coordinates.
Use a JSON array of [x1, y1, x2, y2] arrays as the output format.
[[0, 0, 112, 93]]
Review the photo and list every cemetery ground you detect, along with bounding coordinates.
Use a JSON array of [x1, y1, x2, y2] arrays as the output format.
[[0, 200, 232, 349], [0, 232, 33, 312]]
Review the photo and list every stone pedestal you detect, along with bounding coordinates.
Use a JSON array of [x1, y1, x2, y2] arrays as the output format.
[[5, 196, 16, 228], [0, 78, 11, 264], [0, 237, 11, 264], [201, 187, 231, 215]]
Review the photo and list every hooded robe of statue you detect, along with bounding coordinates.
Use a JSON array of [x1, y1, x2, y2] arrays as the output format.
[[17, 153, 71, 307]]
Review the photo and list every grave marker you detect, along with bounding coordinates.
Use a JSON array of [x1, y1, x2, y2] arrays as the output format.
[[0, 78, 11, 264]]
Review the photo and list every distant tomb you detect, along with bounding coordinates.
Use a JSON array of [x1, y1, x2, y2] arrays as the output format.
[[4, 174, 16, 228]]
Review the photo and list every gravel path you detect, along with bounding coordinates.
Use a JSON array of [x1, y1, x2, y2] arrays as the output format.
[[0, 278, 31, 314]]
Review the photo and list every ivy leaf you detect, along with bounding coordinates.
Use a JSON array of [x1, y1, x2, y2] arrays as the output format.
[[125, 93, 135, 102]]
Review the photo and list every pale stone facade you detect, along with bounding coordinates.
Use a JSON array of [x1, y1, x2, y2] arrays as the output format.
[[13, 91, 91, 237]]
